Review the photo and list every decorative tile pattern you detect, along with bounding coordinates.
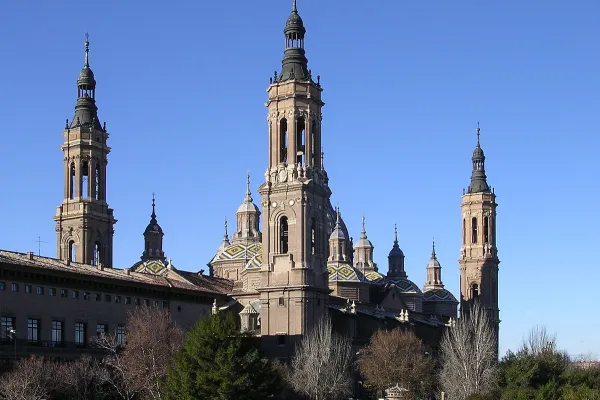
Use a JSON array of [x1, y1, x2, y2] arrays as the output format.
[[244, 253, 263, 270], [216, 242, 262, 261], [134, 260, 167, 275], [364, 271, 385, 284], [423, 288, 458, 302], [328, 264, 365, 283], [387, 278, 422, 294]]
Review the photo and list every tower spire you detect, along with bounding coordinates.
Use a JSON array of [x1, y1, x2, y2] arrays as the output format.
[[361, 216, 367, 239], [71, 33, 101, 130], [292, 0, 297, 12], [424, 238, 444, 290], [151, 193, 157, 221], [278, 0, 310, 82], [84, 33, 90, 67], [431, 238, 436, 258], [244, 171, 253, 203], [467, 123, 490, 193]]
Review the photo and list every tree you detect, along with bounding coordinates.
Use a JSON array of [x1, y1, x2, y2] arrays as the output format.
[[93, 306, 183, 400], [439, 301, 498, 399], [164, 312, 281, 400], [358, 328, 434, 397], [0, 356, 58, 400], [288, 316, 354, 400], [54, 354, 109, 400]]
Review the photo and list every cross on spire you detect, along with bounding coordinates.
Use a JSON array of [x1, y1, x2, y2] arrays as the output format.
[[151, 193, 156, 219], [394, 224, 398, 244], [476, 121, 481, 146], [84, 32, 90, 67]]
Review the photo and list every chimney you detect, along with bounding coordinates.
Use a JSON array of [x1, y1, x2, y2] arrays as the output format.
[[27, 252, 34, 260], [97, 263, 104, 271], [66, 258, 70, 266], [126, 269, 131, 276]]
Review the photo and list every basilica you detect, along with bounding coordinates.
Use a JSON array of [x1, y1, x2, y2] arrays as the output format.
[[0, 1, 500, 362]]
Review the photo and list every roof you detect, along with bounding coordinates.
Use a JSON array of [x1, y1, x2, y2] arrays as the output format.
[[423, 288, 458, 303], [213, 241, 262, 263], [387, 277, 422, 294], [328, 264, 365, 283], [0, 250, 232, 296]]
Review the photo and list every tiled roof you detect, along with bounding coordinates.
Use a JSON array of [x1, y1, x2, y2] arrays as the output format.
[[0, 250, 231, 296]]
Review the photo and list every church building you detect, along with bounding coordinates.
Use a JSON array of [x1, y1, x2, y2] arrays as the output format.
[[0, 1, 500, 364]]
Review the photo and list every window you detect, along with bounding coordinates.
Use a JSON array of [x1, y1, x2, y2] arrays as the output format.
[[116, 325, 125, 346], [74, 322, 86, 346], [83, 292, 90, 300], [280, 217, 289, 254], [134, 298, 140, 306], [144, 299, 150, 306], [25, 285, 31, 294], [296, 116, 305, 164], [81, 161, 89, 199], [115, 296, 121, 304], [472, 284, 480, 299], [72, 290, 79, 299], [11, 283, 18, 292], [125, 297, 131, 305], [36, 286, 44, 295], [96, 324, 108, 337], [27, 319, 40, 344], [471, 217, 478, 244], [278, 297, 285, 306], [95, 163, 101, 200], [162, 301, 168, 309], [153, 300, 159, 308], [462, 218, 466, 245], [93, 242, 101, 266], [69, 241, 76, 263], [1, 317, 15, 340], [277, 335, 286, 346], [49, 288, 56, 296], [105, 294, 111, 303], [0, 282, 5, 291], [69, 162, 76, 199], [95, 293, 101, 301], [310, 218, 316, 254], [280, 118, 288, 163], [51, 320, 63, 345], [311, 120, 317, 165], [483, 217, 490, 244], [60, 289, 68, 298]]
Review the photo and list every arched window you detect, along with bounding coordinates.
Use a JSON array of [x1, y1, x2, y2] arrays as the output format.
[[69, 163, 76, 199], [68, 241, 76, 262], [310, 218, 316, 254], [471, 217, 478, 244], [95, 164, 101, 200], [472, 284, 479, 299], [296, 117, 305, 165], [93, 242, 101, 266], [81, 161, 89, 199], [311, 120, 317, 166], [483, 216, 489, 244], [462, 219, 466, 245], [280, 217, 289, 254], [280, 119, 288, 163]]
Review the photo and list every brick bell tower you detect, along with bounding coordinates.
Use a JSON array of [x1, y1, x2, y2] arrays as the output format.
[[257, 0, 332, 357], [459, 125, 500, 351], [54, 35, 117, 267]]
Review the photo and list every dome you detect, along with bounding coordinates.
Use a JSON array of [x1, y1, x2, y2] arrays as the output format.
[[237, 201, 260, 214], [364, 270, 385, 284], [427, 256, 441, 269], [144, 220, 163, 235], [77, 66, 96, 86], [329, 226, 347, 241], [387, 277, 422, 294], [328, 264, 365, 283], [284, 6, 306, 35], [423, 288, 458, 303], [389, 244, 404, 258], [214, 242, 262, 262], [473, 144, 485, 159]]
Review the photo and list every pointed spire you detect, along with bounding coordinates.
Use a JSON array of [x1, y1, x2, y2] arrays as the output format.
[[394, 224, 399, 244], [224, 218, 229, 240], [431, 238, 436, 258], [424, 238, 444, 290], [244, 171, 253, 203], [151, 193, 157, 222], [467, 123, 490, 194], [278, 0, 309, 82], [360, 216, 367, 239], [292, 0, 297, 12], [84, 33, 90, 67]]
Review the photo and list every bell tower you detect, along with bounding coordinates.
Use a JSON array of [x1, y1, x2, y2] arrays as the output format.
[[257, 0, 331, 356], [54, 35, 117, 267], [459, 125, 500, 347]]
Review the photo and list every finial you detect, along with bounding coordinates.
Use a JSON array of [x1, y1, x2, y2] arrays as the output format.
[[431, 238, 436, 258], [292, 0, 297, 12], [394, 224, 398, 244], [244, 171, 253, 203], [336, 206, 340, 225], [321, 149, 324, 168], [65, 119, 69, 129], [84, 33, 90, 67], [151, 193, 156, 219], [224, 218, 229, 239], [476, 122, 481, 146], [361, 215, 367, 239]]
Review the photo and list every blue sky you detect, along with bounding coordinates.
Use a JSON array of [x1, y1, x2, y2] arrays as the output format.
[[0, 0, 598, 357]]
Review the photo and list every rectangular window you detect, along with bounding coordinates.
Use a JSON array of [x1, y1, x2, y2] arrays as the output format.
[[83, 292, 90, 300], [0, 282, 5, 291], [49, 288, 56, 296], [37, 286, 44, 295], [96, 323, 108, 337], [116, 325, 125, 346], [27, 319, 40, 344], [72, 290, 79, 299], [162, 301, 168, 309], [115, 296, 121, 304], [74, 322, 86, 346], [277, 335, 286, 346], [60, 289, 68, 298], [95, 293, 101, 301], [125, 297, 131, 305], [25, 285, 31, 294], [105, 294, 111, 303], [144, 299, 150, 306], [11, 283, 19, 292], [1, 317, 15, 340], [134, 298, 140, 306], [51, 320, 63, 345], [153, 300, 159, 308]]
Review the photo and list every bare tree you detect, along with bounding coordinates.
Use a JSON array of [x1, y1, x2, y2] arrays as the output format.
[[56, 354, 108, 400], [121, 306, 183, 400], [0, 356, 57, 400], [521, 325, 557, 356], [358, 328, 435, 397], [440, 302, 498, 400], [92, 306, 183, 400], [289, 317, 354, 400]]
